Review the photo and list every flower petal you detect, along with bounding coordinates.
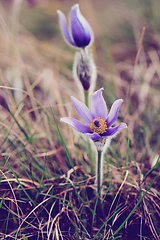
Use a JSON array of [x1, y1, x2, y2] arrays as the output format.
[[91, 88, 107, 120], [71, 96, 93, 124], [85, 132, 101, 141], [60, 117, 90, 133], [57, 10, 76, 46], [70, 4, 92, 47], [103, 123, 127, 137], [107, 99, 123, 128]]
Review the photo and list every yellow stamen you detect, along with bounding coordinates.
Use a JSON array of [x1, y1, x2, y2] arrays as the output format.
[[89, 117, 108, 135]]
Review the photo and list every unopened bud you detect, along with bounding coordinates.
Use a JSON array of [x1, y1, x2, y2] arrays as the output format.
[[73, 49, 97, 93], [57, 4, 93, 48]]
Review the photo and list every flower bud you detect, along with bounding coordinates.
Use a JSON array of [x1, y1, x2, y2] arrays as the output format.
[[73, 49, 97, 92], [57, 4, 93, 48]]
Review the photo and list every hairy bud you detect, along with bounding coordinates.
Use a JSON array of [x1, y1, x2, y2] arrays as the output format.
[[73, 49, 97, 93]]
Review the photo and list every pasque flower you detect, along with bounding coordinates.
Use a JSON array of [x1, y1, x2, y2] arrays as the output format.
[[57, 4, 93, 48], [60, 88, 127, 142]]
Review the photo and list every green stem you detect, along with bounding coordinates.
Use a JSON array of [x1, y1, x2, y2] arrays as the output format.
[[97, 150, 102, 197], [84, 91, 89, 108]]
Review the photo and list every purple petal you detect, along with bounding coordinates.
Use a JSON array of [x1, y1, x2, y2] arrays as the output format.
[[57, 10, 76, 46], [85, 132, 101, 141], [103, 123, 127, 137], [70, 4, 92, 47], [91, 88, 107, 120], [71, 96, 93, 124], [107, 99, 123, 128], [60, 117, 90, 133]]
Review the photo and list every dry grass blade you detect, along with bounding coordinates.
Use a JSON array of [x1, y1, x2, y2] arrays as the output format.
[[15, 197, 51, 239]]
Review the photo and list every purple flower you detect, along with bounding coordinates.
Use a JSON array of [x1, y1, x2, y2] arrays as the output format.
[[60, 88, 127, 142], [57, 4, 93, 48]]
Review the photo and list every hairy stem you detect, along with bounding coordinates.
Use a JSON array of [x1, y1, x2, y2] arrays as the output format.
[[96, 150, 103, 220]]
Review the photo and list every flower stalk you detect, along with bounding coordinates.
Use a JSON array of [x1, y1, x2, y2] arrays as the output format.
[[84, 90, 89, 108], [97, 150, 102, 197], [96, 149, 103, 218]]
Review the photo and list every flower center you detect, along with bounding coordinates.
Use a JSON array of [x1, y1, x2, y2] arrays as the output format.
[[89, 117, 108, 135]]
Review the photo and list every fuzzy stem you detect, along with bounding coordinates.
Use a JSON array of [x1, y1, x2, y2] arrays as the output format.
[[84, 90, 89, 108], [96, 150, 103, 220]]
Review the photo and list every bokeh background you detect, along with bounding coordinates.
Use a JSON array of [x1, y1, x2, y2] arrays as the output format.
[[0, 0, 160, 238]]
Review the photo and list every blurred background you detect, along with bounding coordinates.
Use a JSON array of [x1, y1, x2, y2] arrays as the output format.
[[0, 1, 160, 237]]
